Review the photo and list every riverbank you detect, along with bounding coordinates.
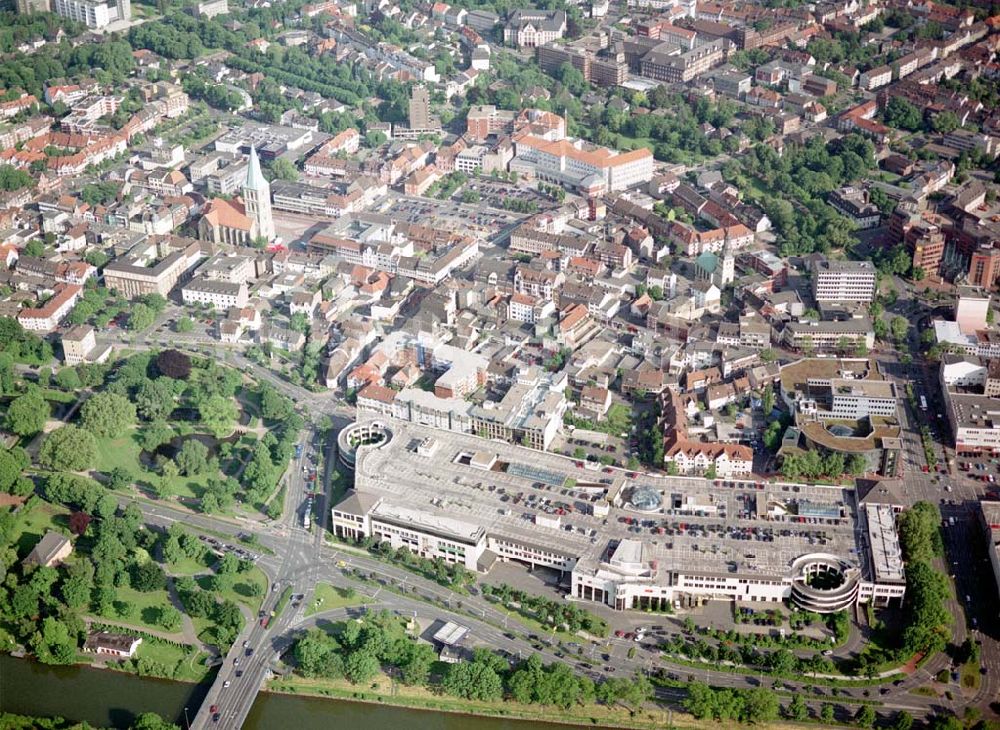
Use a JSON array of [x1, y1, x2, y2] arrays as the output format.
[[267, 673, 679, 730]]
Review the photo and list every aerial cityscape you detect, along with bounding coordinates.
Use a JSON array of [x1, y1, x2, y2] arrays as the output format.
[[0, 0, 998, 728]]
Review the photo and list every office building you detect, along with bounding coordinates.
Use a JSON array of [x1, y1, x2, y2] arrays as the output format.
[[968, 245, 1000, 289], [103, 237, 204, 299], [812, 258, 877, 303], [503, 9, 566, 48], [640, 40, 726, 83]]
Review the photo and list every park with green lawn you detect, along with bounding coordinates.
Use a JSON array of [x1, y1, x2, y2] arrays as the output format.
[[6, 343, 304, 519], [0, 318, 303, 682]]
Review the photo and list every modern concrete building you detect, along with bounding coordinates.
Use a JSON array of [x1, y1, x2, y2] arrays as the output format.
[[53, 0, 129, 28], [332, 419, 905, 613], [812, 258, 877, 304]]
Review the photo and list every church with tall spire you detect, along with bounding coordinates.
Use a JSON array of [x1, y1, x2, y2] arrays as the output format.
[[242, 146, 274, 243], [198, 146, 276, 245]]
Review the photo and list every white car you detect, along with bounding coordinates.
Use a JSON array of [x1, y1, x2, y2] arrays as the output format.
[[223, 680, 231, 688]]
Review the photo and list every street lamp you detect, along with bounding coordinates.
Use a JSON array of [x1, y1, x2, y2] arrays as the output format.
[[183, 707, 190, 730]]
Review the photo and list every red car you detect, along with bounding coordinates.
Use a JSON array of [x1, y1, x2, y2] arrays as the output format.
[[614, 630, 625, 638], [210, 706, 218, 714]]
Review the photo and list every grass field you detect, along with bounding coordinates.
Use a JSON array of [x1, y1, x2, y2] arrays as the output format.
[[133, 638, 211, 682], [305, 583, 371, 617], [10, 499, 70, 556], [87, 585, 183, 637], [96, 431, 218, 500], [961, 658, 981, 691], [196, 566, 268, 613], [167, 553, 213, 576]]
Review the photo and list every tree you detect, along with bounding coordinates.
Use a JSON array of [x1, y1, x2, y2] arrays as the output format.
[[847, 453, 867, 476], [199, 395, 238, 438], [399, 642, 436, 685], [821, 704, 836, 723], [442, 660, 504, 701], [344, 650, 380, 684], [55, 367, 82, 390], [31, 616, 77, 665], [892, 710, 914, 730], [785, 693, 808, 721], [884, 97, 923, 131], [890, 316, 909, 343], [128, 303, 156, 332], [81, 391, 136, 438], [931, 111, 960, 135], [176, 439, 210, 476], [760, 384, 775, 416], [139, 421, 174, 453], [38, 425, 97, 471], [0, 445, 29, 491], [156, 349, 192, 379], [0, 161, 36, 191], [155, 605, 182, 631], [269, 157, 298, 181], [130, 712, 179, 730], [742, 687, 779, 723], [62, 572, 93, 609], [69, 511, 92, 536], [131, 560, 167, 592], [260, 386, 294, 422], [856, 705, 877, 728], [135, 378, 175, 421], [5, 387, 49, 436]]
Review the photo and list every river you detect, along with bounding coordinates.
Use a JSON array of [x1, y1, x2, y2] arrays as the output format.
[[0, 656, 577, 730]]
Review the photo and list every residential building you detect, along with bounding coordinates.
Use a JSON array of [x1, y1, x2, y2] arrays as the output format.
[[827, 187, 880, 230], [84, 632, 142, 658], [22, 532, 72, 568], [61, 324, 96, 365], [968, 245, 1000, 289], [17, 284, 82, 333], [511, 133, 653, 195], [181, 277, 249, 309], [191, 0, 227, 17]]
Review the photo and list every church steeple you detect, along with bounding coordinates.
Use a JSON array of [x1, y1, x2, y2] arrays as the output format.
[[245, 145, 267, 192], [242, 146, 274, 242]]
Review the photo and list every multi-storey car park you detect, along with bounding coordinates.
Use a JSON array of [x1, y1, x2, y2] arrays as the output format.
[[333, 419, 905, 614]]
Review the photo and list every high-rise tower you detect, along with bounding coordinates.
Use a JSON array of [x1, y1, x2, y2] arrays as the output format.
[[243, 146, 274, 243]]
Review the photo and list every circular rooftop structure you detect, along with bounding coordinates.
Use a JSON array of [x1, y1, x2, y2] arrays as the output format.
[[337, 420, 392, 470], [789, 553, 860, 613], [827, 424, 856, 438], [628, 486, 663, 513]]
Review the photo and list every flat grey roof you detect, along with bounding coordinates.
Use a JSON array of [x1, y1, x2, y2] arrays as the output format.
[[350, 419, 865, 580]]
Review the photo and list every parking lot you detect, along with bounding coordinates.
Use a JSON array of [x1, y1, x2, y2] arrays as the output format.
[[354, 421, 863, 581], [379, 193, 525, 241]]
